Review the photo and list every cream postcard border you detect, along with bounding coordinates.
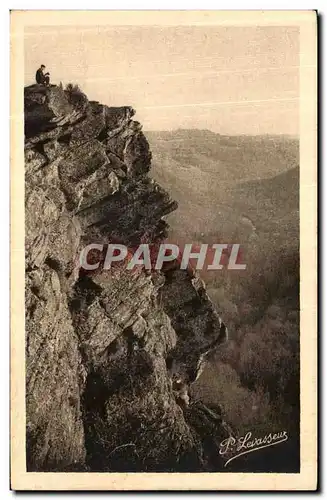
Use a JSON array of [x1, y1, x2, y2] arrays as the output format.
[[10, 10, 317, 491]]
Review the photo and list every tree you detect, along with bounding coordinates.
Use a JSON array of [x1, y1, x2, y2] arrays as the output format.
[[65, 82, 88, 111]]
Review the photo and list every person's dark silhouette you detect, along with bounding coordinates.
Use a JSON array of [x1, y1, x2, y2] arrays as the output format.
[[35, 64, 50, 86]]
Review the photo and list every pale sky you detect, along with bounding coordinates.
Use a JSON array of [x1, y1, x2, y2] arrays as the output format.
[[24, 25, 299, 135]]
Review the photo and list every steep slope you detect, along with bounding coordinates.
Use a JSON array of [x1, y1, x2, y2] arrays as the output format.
[[229, 167, 299, 234], [147, 129, 299, 240], [24, 84, 231, 472]]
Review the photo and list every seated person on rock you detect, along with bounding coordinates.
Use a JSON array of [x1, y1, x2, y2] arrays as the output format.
[[35, 64, 50, 86]]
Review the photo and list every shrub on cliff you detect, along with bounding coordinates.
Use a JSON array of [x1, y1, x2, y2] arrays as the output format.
[[65, 83, 88, 111]]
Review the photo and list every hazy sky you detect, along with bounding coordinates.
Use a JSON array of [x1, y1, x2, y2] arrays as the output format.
[[24, 25, 299, 135]]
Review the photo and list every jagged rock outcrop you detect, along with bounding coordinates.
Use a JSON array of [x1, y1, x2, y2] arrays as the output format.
[[25, 83, 231, 472]]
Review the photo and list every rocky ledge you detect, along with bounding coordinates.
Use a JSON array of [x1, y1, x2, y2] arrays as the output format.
[[25, 83, 231, 472]]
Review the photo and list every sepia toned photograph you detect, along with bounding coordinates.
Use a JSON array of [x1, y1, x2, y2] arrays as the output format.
[[11, 10, 317, 490]]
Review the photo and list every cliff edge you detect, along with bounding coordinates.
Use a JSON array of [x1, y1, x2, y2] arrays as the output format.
[[25, 83, 231, 472]]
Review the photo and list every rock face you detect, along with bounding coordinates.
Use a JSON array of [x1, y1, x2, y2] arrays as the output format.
[[25, 84, 231, 472]]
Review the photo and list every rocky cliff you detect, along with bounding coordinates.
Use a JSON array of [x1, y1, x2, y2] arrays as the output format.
[[25, 83, 231, 472]]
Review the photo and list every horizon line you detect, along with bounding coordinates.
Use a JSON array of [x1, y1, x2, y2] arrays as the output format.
[[143, 128, 299, 138]]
